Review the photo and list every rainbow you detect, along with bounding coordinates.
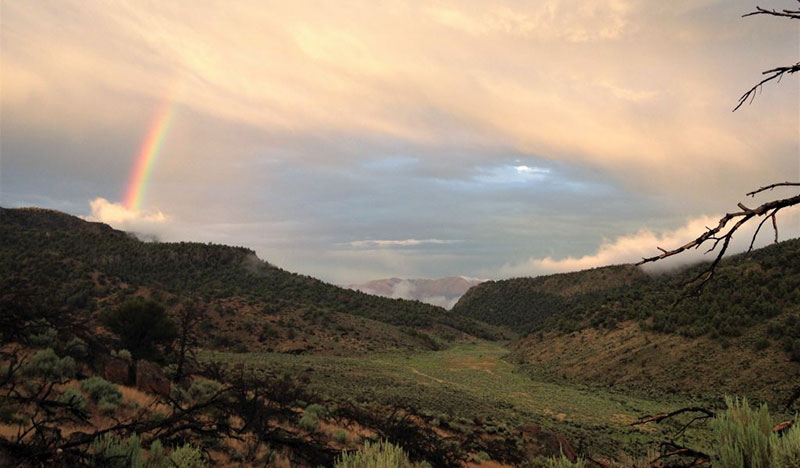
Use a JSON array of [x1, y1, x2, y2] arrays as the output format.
[[123, 101, 175, 210]]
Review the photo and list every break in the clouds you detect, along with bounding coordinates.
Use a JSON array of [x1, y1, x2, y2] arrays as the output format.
[[1, 0, 798, 284], [347, 239, 460, 248]]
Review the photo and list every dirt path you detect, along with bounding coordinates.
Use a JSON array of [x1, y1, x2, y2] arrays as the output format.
[[409, 367, 447, 384]]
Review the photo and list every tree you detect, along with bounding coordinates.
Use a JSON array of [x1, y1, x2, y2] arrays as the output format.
[[638, 1, 800, 294], [102, 299, 177, 360], [173, 299, 206, 383]]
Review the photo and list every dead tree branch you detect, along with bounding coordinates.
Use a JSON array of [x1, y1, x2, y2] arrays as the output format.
[[637, 190, 800, 293], [742, 2, 800, 19], [747, 182, 800, 197], [632, 407, 716, 439], [734, 2, 800, 110]]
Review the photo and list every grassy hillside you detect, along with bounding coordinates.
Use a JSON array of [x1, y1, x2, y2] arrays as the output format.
[[452, 238, 800, 406], [452, 239, 800, 350], [0, 207, 507, 353]]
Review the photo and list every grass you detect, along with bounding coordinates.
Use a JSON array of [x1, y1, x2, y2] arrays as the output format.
[[201, 342, 714, 456]]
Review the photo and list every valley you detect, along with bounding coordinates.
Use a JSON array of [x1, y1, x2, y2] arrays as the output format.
[[204, 341, 715, 459], [2, 207, 799, 467]]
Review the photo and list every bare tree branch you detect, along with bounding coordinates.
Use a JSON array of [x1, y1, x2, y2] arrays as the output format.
[[746, 181, 800, 197], [637, 191, 800, 294], [742, 3, 800, 19], [734, 3, 800, 110]]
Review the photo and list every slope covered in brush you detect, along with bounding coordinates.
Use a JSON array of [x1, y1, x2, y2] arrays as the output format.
[[0, 207, 506, 353], [452, 239, 800, 343]]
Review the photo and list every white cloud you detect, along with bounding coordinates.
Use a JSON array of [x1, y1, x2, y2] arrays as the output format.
[[82, 197, 168, 234], [514, 165, 550, 175], [494, 207, 800, 278]]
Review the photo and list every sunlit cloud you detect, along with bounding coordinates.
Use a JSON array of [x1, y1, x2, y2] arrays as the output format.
[[493, 207, 800, 278], [83, 197, 168, 232]]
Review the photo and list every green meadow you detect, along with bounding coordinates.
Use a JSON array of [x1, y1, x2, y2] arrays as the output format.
[[202, 341, 714, 457]]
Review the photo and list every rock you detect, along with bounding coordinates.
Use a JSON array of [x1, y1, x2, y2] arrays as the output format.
[[103, 357, 132, 385], [135, 360, 171, 397]]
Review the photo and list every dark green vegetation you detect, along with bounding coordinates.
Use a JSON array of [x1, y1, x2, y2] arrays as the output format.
[[453, 239, 800, 350], [0, 207, 506, 355], [102, 299, 177, 359], [2, 206, 799, 467], [202, 342, 713, 459]]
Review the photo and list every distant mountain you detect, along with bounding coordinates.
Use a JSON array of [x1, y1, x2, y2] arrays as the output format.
[[348, 276, 484, 309], [0, 207, 508, 354]]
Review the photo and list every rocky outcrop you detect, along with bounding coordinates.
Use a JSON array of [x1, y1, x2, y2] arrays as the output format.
[[135, 360, 170, 397], [103, 357, 132, 385]]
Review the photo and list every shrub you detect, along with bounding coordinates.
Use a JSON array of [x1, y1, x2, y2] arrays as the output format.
[[771, 422, 800, 467], [712, 396, 800, 468], [64, 337, 89, 359], [188, 378, 223, 403], [118, 349, 132, 360], [169, 444, 206, 468], [305, 403, 327, 416], [334, 440, 431, 468], [28, 326, 58, 348], [91, 433, 143, 467], [23, 348, 75, 380], [80, 376, 122, 408], [98, 400, 120, 416], [146, 440, 167, 468], [546, 453, 586, 468], [334, 429, 348, 444], [299, 411, 319, 431], [713, 396, 772, 467], [754, 338, 770, 351], [57, 387, 88, 413]]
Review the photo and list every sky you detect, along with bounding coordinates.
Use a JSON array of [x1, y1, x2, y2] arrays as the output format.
[[1, 0, 798, 285]]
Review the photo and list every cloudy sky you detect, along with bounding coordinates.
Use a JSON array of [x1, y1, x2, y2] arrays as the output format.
[[1, 0, 798, 284]]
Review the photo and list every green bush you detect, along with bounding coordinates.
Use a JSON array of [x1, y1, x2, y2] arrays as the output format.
[[64, 337, 89, 359], [91, 433, 144, 468], [188, 378, 223, 403], [146, 440, 167, 468], [305, 403, 327, 416], [80, 376, 122, 409], [169, 444, 207, 468], [545, 453, 586, 468], [334, 440, 431, 468], [23, 348, 75, 380], [771, 422, 800, 467], [713, 396, 800, 468], [57, 387, 88, 413], [299, 411, 319, 431], [28, 326, 58, 348], [333, 429, 348, 444]]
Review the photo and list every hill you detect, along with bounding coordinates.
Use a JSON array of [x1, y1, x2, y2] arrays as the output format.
[[348, 276, 484, 309], [451, 238, 800, 404], [452, 239, 800, 341], [0, 207, 507, 354]]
